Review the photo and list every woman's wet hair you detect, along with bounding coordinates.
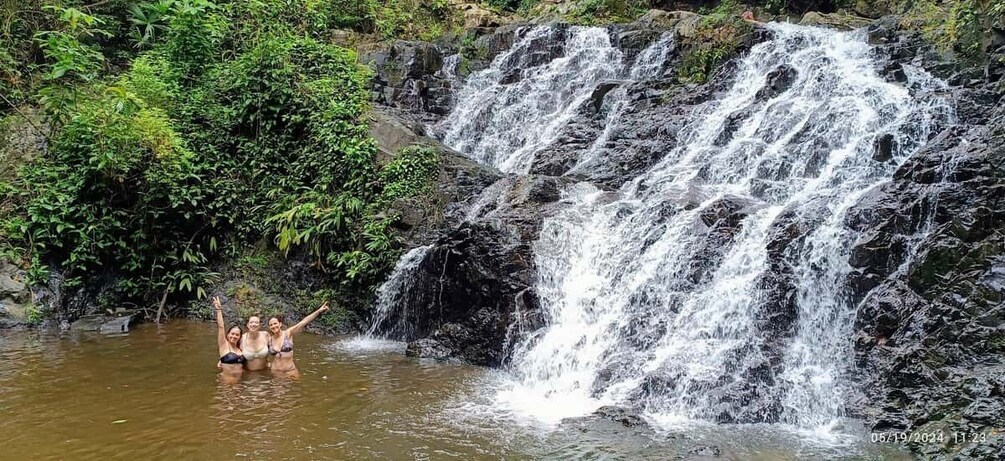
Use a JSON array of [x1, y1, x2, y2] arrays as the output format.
[[267, 315, 283, 326]]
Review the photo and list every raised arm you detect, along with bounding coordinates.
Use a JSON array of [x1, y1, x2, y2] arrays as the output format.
[[213, 296, 226, 347], [288, 301, 329, 335]]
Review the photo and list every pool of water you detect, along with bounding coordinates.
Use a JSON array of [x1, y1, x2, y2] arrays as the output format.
[[0, 321, 909, 460]]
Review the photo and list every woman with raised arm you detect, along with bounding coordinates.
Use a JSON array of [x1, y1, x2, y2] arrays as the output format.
[[213, 296, 245, 383], [267, 301, 329, 378]]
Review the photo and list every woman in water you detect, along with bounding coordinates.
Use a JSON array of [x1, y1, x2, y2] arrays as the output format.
[[267, 301, 330, 378], [214, 296, 245, 383], [241, 314, 270, 371]]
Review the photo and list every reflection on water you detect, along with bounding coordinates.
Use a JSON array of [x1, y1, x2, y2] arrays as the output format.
[[0, 321, 908, 460]]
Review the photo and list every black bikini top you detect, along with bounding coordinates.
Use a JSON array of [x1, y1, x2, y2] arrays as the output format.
[[220, 351, 246, 364]]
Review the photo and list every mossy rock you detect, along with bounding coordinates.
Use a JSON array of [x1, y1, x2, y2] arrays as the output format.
[[853, 0, 894, 19], [799, 11, 874, 30]]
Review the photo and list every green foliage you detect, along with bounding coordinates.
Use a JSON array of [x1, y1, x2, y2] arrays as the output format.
[[678, 0, 751, 84], [228, 0, 457, 42], [484, 0, 538, 13], [1, 0, 53, 106], [262, 144, 438, 285], [3, 0, 457, 319], [678, 46, 733, 83], [33, 6, 111, 125], [699, 0, 745, 29], [380, 146, 439, 202], [163, 0, 225, 76], [17, 73, 219, 297], [904, 0, 1005, 63], [128, 0, 175, 49], [25, 303, 44, 325], [236, 253, 270, 270], [372, 0, 453, 40], [566, 0, 647, 25]]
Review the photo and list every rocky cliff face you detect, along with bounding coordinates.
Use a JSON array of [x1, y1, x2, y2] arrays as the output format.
[[843, 19, 1005, 459], [0, 262, 31, 328], [365, 9, 1004, 460]]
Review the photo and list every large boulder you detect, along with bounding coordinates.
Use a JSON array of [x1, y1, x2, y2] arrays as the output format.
[[390, 220, 539, 366], [0, 262, 31, 327], [799, 11, 873, 30], [363, 40, 455, 123], [447, 0, 507, 29], [369, 108, 501, 247], [375, 175, 570, 365]]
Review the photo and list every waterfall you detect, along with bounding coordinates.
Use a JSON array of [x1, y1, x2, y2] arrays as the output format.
[[437, 25, 625, 173], [572, 32, 676, 173], [436, 22, 953, 430], [366, 245, 433, 338]]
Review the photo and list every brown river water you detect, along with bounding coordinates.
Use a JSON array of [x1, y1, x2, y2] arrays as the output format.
[[0, 321, 910, 460]]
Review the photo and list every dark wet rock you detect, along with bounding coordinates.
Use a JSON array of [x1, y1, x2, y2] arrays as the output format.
[[0, 262, 30, 328], [847, 86, 1005, 460], [405, 337, 453, 360], [883, 61, 908, 83], [205, 248, 361, 334], [614, 26, 665, 62], [373, 175, 569, 365], [370, 108, 501, 247], [611, 10, 686, 62], [462, 23, 522, 72], [0, 263, 28, 302], [70, 312, 136, 334], [364, 41, 455, 124], [713, 108, 755, 147], [853, 0, 893, 19], [455, 1, 507, 29], [686, 444, 721, 458], [590, 81, 621, 112], [532, 79, 721, 189], [389, 222, 539, 366], [689, 196, 766, 285], [632, 355, 783, 424], [873, 133, 895, 162], [498, 67, 522, 85], [754, 65, 797, 102], [593, 405, 649, 428]]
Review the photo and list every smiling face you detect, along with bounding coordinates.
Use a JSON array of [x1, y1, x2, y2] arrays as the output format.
[[226, 326, 242, 346], [247, 316, 261, 332], [268, 317, 282, 335]]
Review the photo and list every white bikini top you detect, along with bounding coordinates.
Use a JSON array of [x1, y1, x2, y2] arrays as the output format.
[[242, 334, 270, 360]]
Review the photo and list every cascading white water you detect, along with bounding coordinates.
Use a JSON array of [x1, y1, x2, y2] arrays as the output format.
[[438, 25, 625, 173], [436, 22, 953, 431], [572, 32, 676, 173]]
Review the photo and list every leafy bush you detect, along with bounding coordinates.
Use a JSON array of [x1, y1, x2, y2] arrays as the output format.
[[16, 72, 218, 298], [1, 0, 456, 320], [677, 0, 752, 84], [904, 0, 1005, 63], [678, 46, 734, 83], [379, 146, 439, 202], [566, 0, 647, 25]]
